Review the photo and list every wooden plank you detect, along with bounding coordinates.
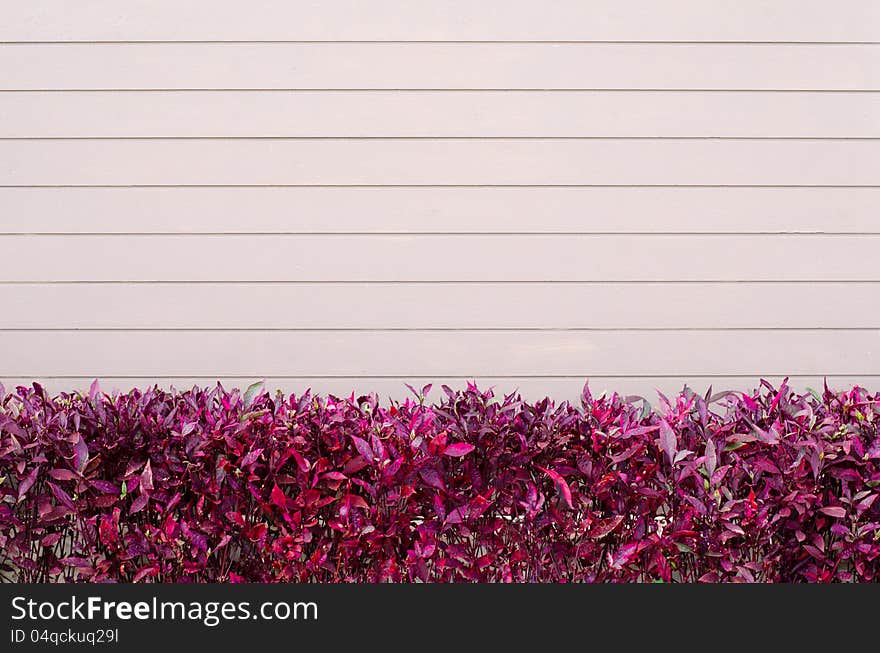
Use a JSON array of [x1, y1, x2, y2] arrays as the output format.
[[1, 234, 875, 282], [5, 91, 880, 137], [2, 1, 877, 42], [3, 376, 874, 404], [2, 187, 877, 234], [0, 282, 876, 329], [3, 139, 879, 186], [1, 329, 876, 376], [2, 44, 878, 90]]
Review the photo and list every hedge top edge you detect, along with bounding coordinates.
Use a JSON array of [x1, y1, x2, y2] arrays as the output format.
[[1, 378, 879, 583]]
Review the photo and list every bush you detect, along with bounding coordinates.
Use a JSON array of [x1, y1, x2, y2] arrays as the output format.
[[1, 379, 879, 583]]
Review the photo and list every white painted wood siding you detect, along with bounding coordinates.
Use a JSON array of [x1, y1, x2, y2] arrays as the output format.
[[1, 2, 877, 402]]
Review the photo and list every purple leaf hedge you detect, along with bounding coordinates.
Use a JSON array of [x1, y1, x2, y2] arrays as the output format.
[[1, 379, 879, 583]]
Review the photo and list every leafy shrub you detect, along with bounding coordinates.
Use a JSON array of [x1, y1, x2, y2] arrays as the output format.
[[1, 379, 879, 583]]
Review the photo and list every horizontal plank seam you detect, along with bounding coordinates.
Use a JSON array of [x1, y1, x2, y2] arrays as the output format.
[[5, 136, 880, 141], [5, 41, 880, 45], [1, 232, 877, 237], [1, 280, 875, 285], [5, 88, 880, 93], [1, 281, 877, 286], [3, 184, 879, 189], [4, 89, 880, 94], [1, 328, 876, 333]]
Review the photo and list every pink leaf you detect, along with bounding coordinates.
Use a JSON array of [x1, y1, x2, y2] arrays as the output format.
[[590, 515, 625, 540], [611, 542, 640, 569], [48, 482, 75, 511], [351, 436, 375, 462], [73, 435, 89, 473], [41, 532, 63, 547], [17, 466, 40, 501], [130, 493, 149, 515], [88, 378, 101, 402], [704, 439, 717, 479], [48, 468, 79, 481], [659, 420, 677, 465], [819, 506, 846, 519], [443, 443, 475, 457], [140, 459, 154, 492], [225, 511, 246, 527], [133, 564, 160, 583], [240, 447, 263, 468]]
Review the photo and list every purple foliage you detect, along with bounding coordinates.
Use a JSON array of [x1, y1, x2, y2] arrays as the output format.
[[1, 379, 879, 583]]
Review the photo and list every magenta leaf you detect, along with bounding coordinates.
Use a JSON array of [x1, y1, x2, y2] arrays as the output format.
[[537, 466, 573, 510], [704, 439, 717, 479], [130, 493, 149, 515], [270, 483, 287, 510], [240, 448, 263, 468], [133, 564, 160, 583], [351, 436, 375, 462], [611, 542, 640, 569], [443, 443, 475, 457], [17, 466, 40, 501], [73, 435, 89, 474], [48, 468, 79, 481], [659, 420, 677, 465], [140, 459, 154, 492], [48, 482, 75, 511]]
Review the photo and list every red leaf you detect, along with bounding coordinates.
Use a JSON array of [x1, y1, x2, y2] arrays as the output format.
[[270, 483, 287, 510], [443, 443, 475, 457], [225, 511, 246, 527], [246, 523, 268, 542], [590, 515, 624, 540], [344, 493, 369, 511], [240, 447, 263, 468], [290, 449, 310, 473], [133, 564, 160, 583], [537, 466, 573, 510]]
